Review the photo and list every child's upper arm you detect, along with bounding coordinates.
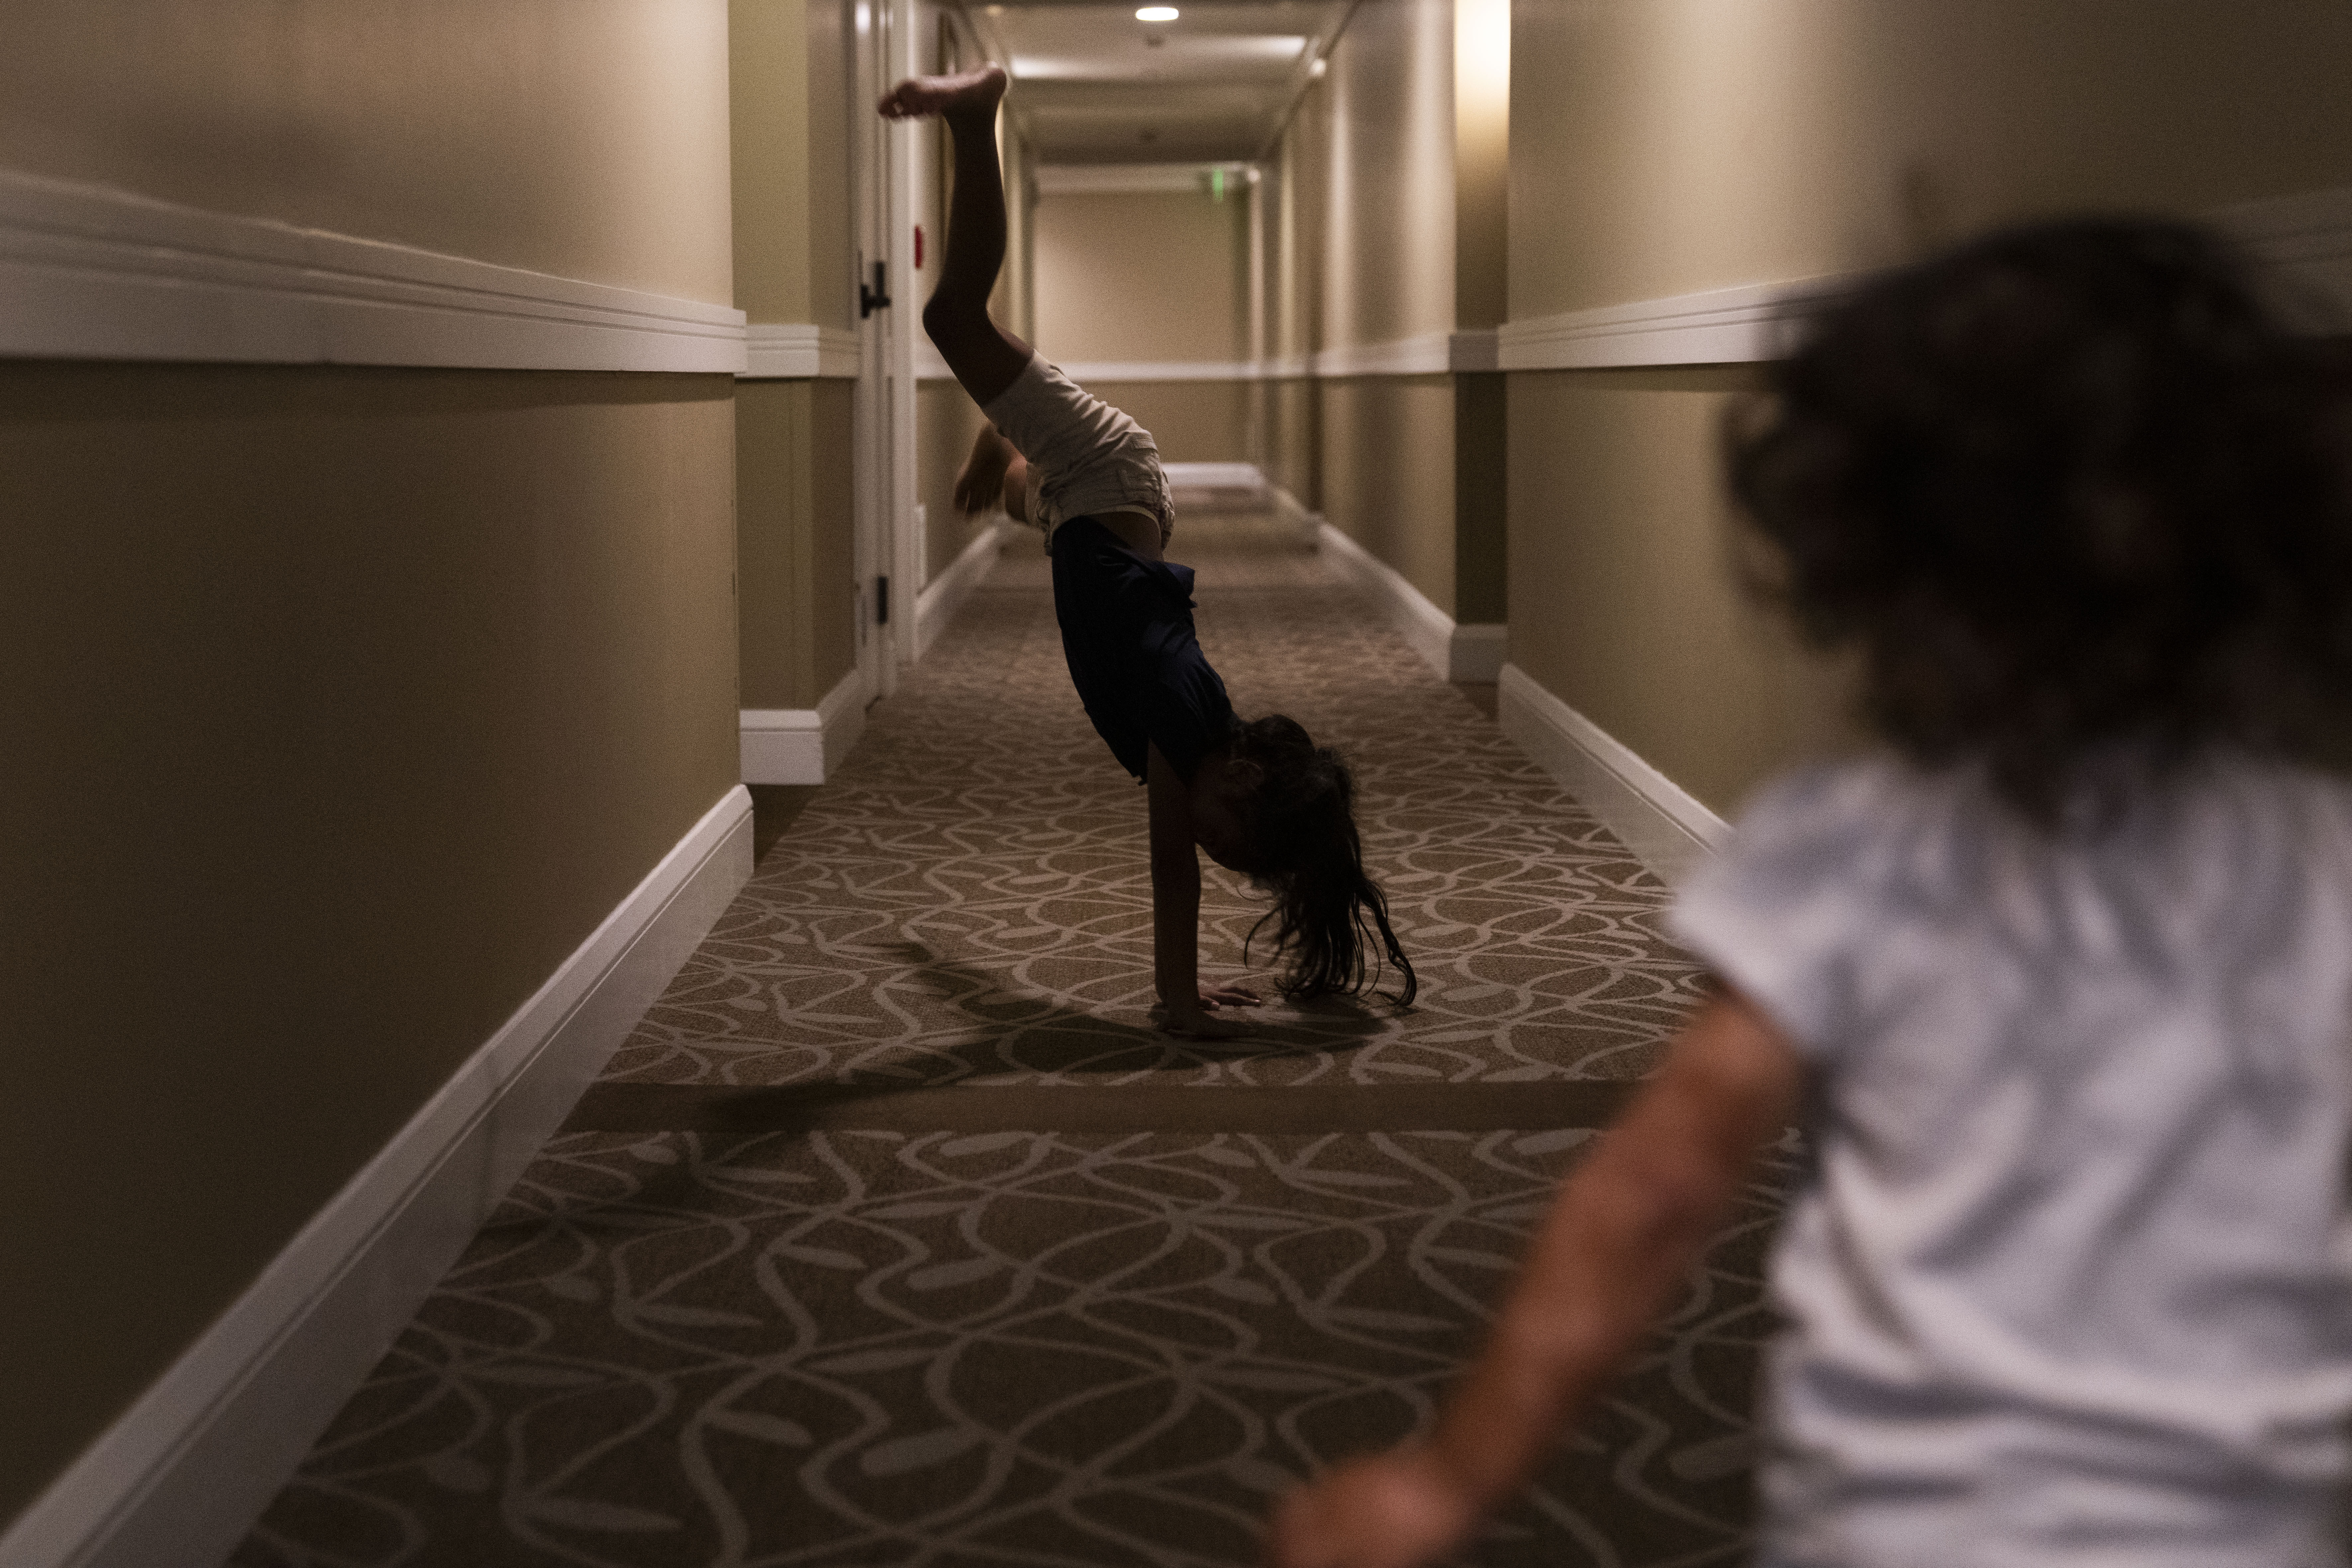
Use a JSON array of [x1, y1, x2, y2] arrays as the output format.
[[1613, 986, 1805, 1212]]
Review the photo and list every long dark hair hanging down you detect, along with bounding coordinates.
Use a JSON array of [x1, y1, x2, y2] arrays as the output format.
[[1226, 715, 1417, 1005]]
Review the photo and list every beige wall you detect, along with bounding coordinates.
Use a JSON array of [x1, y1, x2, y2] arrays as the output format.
[[1290, 0, 1483, 619], [1034, 189, 1249, 364], [1509, 368, 1845, 812], [1322, 376, 1460, 614], [1262, 377, 1319, 508], [805, 0, 856, 331], [1075, 379, 1254, 464], [0, 1, 740, 1530], [1454, 371, 1507, 622], [1454, 0, 1509, 329], [732, 0, 862, 708], [741, 378, 859, 705], [0, 368, 738, 1524], [0, 0, 734, 303], [731, 0, 812, 323], [1505, 0, 2352, 816], [1509, 0, 2352, 319], [918, 379, 993, 588], [732, 0, 854, 329], [1320, 0, 1455, 350]]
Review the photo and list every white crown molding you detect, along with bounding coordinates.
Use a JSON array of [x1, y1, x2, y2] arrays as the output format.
[[1041, 335, 1496, 384], [1497, 183, 2352, 373], [740, 322, 860, 379], [0, 166, 747, 372], [1055, 358, 1261, 382], [1036, 163, 1233, 196], [1497, 276, 1841, 372], [1313, 329, 1499, 377], [1497, 665, 1727, 886], [740, 667, 870, 785], [0, 786, 754, 1568]]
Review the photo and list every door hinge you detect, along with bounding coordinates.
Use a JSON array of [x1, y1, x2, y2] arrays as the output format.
[[875, 574, 890, 625], [859, 260, 891, 318]]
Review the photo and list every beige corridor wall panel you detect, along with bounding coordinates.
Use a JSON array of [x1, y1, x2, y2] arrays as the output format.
[[804, 0, 857, 332], [1074, 380, 1254, 464], [919, 379, 993, 588], [1504, 0, 2352, 820], [1321, 376, 1459, 616], [1263, 377, 1319, 509], [1508, 0, 2352, 319], [1034, 190, 1248, 364], [808, 380, 858, 685], [1453, 0, 1509, 331], [732, 0, 816, 324], [1320, 0, 1455, 351], [1508, 368, 1847, 816], [1453, 372, 1506, 623], [740, 378, 859, 707], [0, 367, 739, 1526], [1259, 114, 1323, 512], [0, 0, 736, 303]]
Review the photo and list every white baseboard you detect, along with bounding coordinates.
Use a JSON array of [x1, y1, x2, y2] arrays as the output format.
[[740, 667, 869, 785], [913, 518, 1008, 664], [0, 785, 755, 1568], [1312, 329, 1499, 377], [1314, 520, 1507, 684], [1498, 664, 1727, 884], [0, 165, 745, 372], [1450, 623, 1508, 683], [1268, 484, 1323, 547]]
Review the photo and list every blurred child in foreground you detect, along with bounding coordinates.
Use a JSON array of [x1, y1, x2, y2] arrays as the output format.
[[1270, 218, 2352, 1568]]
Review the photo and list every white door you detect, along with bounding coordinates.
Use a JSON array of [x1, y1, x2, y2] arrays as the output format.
[[851, 0, 921, 701]]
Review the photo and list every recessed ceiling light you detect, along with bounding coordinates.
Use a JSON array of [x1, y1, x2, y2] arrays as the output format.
[[1136, 6, 1179, 21]]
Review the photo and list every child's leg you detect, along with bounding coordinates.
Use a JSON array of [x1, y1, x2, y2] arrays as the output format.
[[882, 66, 1172, 550], [877, 66, 1031, 406]]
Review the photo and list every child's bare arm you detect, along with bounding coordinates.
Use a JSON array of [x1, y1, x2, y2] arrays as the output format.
[[1147, 743, 1247, 1038], [953, 423, 1027, 520], [1266, 989, 1801, 1568]]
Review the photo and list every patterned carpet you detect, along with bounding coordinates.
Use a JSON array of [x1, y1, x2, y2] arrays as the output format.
[[233, 525, 1781, 1568]]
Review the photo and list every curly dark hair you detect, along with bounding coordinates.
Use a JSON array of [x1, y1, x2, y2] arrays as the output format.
[[1225, 715, 1417, 1005], [1726, 216, 2352, 817]]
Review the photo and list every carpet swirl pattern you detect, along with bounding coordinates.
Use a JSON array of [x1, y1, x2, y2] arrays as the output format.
[[234, 528, 1777, 1567]]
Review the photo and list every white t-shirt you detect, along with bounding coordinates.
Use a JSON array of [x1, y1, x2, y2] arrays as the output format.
[[1672, 753, 2352, 1568]]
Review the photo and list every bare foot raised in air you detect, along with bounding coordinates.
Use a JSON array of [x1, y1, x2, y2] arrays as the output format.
[[877, 64, 1008, 122]]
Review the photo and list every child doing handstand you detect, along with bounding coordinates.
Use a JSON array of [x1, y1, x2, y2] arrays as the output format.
[[879, 66, 1413, 1038], [1271, 219, 2352, 1566]]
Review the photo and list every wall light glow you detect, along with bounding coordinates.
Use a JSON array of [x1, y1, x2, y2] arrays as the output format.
[[1456, 0, 1509, 101], [1135, 6, 1179, 21]]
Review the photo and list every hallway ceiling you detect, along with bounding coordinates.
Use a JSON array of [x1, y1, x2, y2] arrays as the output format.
[[980, 1, 1353, 166]]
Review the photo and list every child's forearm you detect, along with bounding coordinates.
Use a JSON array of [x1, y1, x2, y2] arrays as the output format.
[[1267, 991, 1800, 1568], [1150, 843, 1203, 1008], [1430, 993, 1797, 1503], [1143, 743, 1214, 1024]]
